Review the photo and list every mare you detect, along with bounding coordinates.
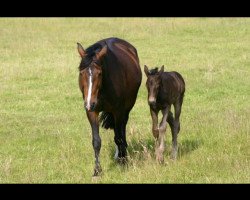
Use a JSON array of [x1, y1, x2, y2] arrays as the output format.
[[77, 37, 142, 176]]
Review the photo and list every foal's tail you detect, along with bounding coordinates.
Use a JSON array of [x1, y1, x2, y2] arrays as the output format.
[[99, 112, 115, 130]]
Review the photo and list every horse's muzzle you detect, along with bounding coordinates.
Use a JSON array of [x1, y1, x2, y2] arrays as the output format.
[[84, 102, 96, 112]]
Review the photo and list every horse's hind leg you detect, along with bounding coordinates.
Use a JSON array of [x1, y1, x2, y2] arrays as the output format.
[[171, 96, 184, 160], [114, 112, 128, 164], [167, 111, 174, 135]]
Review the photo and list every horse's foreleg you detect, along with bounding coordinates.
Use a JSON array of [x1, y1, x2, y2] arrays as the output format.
[[156, 106, 170, 164], [150, 109, 159, 139], [87, 111, 102, 176]]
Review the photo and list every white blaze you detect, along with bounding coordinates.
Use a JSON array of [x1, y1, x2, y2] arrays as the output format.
[[86, 68, 92, 110]]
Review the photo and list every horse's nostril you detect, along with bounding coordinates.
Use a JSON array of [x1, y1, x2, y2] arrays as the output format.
[[90, 102, 96, 110]]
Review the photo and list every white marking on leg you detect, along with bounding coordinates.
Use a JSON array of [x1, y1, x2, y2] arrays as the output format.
[[86, 68, 92, 110], [114, 145, 119, 159]]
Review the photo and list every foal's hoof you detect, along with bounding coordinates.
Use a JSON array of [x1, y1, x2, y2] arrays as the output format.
[[170, 152, 177, 160], [156, 154, 164, 164]]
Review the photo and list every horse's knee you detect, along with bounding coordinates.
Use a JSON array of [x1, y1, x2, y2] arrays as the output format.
[[152, 128, 159, 138], [159, 126, 166, 133]]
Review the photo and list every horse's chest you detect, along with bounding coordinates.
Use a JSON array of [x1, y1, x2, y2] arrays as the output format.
[[157, 90, 178, 106]]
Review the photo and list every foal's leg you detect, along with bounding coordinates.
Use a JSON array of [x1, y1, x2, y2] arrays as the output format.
[[150, 109, 159, 139], [150, 109, 160, 161], [171, 97, 183, 160], [167, 111, 175, 135], [156, 106, 170, 164], [87, 111, 102, 176]]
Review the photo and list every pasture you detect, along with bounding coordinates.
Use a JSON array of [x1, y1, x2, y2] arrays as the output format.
[[0, 18, 249, 183]]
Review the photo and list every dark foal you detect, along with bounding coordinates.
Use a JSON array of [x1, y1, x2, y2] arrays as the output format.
[[144, 65, 185, 163]]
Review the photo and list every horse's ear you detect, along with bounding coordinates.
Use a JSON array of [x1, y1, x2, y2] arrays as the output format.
[[77, 43, 86, 58], [144, 65, 149, 77], [96, 45, 107, 61], [159, 65, 164, 74]]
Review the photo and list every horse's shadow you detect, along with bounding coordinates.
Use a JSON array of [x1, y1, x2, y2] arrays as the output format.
[[108, 136, 202, 165], [177, 138, 203, 157]]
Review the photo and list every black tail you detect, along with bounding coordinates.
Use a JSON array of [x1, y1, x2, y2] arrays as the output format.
[[99, 112, 115, 130]]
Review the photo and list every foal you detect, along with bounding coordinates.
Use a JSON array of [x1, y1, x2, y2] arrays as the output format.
[[144, 65, 185, 163]]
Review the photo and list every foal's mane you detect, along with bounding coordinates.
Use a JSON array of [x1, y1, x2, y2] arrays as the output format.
[[148, 67, 159, 75], [79, 43, 103, 71]]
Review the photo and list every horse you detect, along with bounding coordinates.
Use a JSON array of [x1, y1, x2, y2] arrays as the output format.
[[144, 65, 185, 163], [77, 37, 142, 176]]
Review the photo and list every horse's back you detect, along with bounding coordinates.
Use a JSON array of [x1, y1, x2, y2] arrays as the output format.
[[98, 37, 142, 110], [105, 37, 140, 70], [162, 71, 185, 94]]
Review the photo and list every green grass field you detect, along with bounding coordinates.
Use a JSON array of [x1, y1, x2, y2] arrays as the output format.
[[0, 18, 249, 183]]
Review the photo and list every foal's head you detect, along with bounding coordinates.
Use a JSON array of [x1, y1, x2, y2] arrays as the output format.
[[144, 65, 164, 106], [77, 43, 107, 112]]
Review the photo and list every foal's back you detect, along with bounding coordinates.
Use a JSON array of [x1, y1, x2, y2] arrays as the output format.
[[159, 71, 185, 105]]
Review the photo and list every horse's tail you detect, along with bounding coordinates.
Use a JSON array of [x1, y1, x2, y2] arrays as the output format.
[[99, 112, 115, 130]]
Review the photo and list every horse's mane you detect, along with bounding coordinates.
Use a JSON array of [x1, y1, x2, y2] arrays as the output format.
[[148, 67, 159, 75], [79, 43, 103, 71]]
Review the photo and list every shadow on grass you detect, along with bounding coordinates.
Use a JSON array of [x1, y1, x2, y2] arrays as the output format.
[[107, 137, 155, 169], [178, 138, 203, 158], [107, 137, 203, 170]]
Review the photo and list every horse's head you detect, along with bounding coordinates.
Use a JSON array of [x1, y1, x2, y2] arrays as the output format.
[[77, 43, 107, 112], [144, 65, 164, 107]]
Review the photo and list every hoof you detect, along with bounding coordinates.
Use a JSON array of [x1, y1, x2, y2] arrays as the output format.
[[93, 165, 102, 177], [155, 147, 164, 164], [92, 175, 101, 182], [117, 157, 128, 165], [170, 150, 178, 160], [156, 154, 164, 164]]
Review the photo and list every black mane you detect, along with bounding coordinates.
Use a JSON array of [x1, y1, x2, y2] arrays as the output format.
[[148, 67, 159, 75], [79, 43, 103, 71]]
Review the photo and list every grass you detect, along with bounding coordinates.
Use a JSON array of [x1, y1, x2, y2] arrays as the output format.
[[0, 18, 249, 183]]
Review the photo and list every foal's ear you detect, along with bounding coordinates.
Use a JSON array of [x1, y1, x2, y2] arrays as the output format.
[[96, 45, 107, 61], [159, 65, 164, 74], [77, 43, 86, 58], [144, 65, 149, 77]]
